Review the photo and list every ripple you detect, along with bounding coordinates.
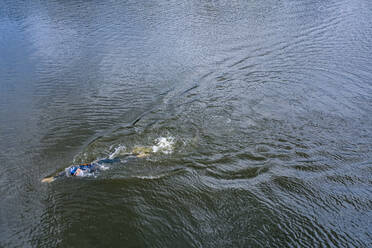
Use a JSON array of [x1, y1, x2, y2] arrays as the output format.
[[1, 0, 372, 246]]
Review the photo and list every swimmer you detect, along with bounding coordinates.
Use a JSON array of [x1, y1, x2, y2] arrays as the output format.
[[41, 157, 121, 183], [42, 146, 154, 183]]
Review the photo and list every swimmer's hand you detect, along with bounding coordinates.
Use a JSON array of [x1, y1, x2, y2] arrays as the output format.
[[41, 176, 55, 183]]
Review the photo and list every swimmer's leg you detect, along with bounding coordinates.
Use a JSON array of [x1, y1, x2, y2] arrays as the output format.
[[131, 147, 153, 158]]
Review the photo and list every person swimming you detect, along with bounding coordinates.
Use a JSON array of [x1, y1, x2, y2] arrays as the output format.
[[41, 146, 154, 183], [41, 157, 121, 183]]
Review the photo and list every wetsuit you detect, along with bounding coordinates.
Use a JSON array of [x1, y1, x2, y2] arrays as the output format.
[[49, 157, 121, 180], [68, 158, 120, 176]]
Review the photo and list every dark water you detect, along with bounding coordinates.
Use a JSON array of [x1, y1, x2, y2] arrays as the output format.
[[1, 0, 372, 247]]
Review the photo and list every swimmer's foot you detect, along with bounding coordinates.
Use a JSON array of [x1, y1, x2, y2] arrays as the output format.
[[41, 176, 55, 183]]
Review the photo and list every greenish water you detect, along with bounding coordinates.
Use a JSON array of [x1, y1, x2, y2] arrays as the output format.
[[1, 0, 372, 247]]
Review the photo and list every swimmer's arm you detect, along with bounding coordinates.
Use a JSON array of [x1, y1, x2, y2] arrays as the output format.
[[41, 169, 67, 183], [41, 176, 55, 183]]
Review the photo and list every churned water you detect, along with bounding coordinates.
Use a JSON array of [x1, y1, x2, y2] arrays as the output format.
[[0, 0, 371, 247]]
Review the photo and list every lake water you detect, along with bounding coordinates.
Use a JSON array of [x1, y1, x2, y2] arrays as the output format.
[[1, 0, 372, 247]]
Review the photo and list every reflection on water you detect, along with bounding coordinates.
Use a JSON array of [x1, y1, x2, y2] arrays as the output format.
[[1, 0, 372, 247]]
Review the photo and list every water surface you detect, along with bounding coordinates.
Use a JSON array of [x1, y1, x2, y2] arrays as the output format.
[[1, 0, 372, 247]]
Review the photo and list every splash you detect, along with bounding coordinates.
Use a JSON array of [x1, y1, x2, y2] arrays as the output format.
[[108, 145, 127, 159], [152, 136, 175, 154]]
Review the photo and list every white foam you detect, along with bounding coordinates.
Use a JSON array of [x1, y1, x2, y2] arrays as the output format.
[[152, 136, 175, 154], [99, 164, 109, 171], [134, 174, 166, 180], [108, 145, 127, 159]]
